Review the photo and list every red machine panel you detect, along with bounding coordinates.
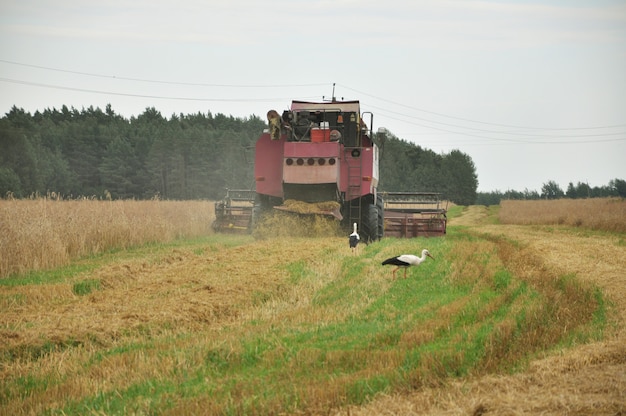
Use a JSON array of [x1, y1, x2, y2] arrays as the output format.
[[283, 142, 340, 185], [254, 132, 284, 198]]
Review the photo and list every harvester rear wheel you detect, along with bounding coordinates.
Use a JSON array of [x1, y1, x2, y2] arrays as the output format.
[[361, 203, 379, 243], [376, 193, 384, 240]]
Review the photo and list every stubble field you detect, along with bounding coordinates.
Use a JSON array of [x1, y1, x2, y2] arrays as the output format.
[[1, 198, 625, 415], [341, 203, 626, 415]]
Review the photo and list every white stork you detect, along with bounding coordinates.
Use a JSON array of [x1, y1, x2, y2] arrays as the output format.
[[349, 222, 360, 255], [382, 249, 434, 278]]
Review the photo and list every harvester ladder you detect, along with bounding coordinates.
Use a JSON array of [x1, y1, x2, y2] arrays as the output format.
[[345, 148, 362, 228]]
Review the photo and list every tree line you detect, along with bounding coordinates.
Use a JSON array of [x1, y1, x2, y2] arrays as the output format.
[[0, 104, 481, 205], [377, 134, 478, 205], [1, 105, 264, 200], [2, 104, 622, 206], [476, 178, 626, 205]]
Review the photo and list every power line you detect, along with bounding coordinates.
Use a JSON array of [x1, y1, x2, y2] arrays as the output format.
[[3, 75, 624, 145], [375, 109, 626, 145], [368, 102, 626, 140], [0, 77, 320, 103], [2, 58, 625, 139], [340, 83, 626, 131], [0, 59, 327, 89]]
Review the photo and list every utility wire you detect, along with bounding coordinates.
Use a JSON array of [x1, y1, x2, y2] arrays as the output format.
[[367, 102, 626, 139], [2, 59, 625, 139], [0, 77, 319, 103], [341, 83, 626, 131], [3, 75, 624, 145], [373, 109, 626, 145], [0, 59, 327, 89]]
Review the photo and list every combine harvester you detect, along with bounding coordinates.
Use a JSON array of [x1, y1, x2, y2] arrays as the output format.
[[213, 96, 446, 239]]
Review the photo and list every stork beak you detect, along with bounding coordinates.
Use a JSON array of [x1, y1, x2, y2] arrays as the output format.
[[427, 253, 435, 260]]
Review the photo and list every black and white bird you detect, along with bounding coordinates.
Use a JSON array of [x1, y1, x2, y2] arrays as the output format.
[[349, 222, 360, 254], [382, 249, 434, 279]]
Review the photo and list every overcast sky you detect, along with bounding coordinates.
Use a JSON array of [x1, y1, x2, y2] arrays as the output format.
[[1, 0, 625, 192]]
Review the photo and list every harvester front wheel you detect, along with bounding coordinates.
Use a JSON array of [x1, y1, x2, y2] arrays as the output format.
[[249, 202, 262, 234]]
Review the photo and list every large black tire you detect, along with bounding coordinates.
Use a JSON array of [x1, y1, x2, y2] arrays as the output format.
[[361, 203, 379, 243], [376, 193, 385, 240]]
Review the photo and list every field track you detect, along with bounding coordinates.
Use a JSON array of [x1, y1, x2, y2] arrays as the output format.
[[339, 206, 626, 415]]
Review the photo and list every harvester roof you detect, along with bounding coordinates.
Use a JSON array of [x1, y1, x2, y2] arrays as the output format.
[[290, 100, 360, 113]]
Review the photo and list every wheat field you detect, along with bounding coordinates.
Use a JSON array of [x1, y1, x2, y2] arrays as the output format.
[[3, 197, 622, 280], [498, 197, 626, 233], [1, 198, 625, 415], [0, 198, 215, 278]]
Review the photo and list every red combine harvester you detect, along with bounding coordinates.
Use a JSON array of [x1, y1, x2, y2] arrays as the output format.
[[213, 98, 446, 240]]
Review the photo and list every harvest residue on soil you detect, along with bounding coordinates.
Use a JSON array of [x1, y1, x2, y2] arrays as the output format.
[[0, 237, 341, 356], [337, 205, 626, 415]]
